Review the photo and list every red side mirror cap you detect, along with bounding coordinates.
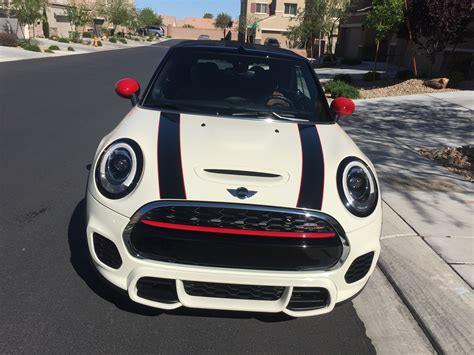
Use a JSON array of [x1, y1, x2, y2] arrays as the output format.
[[115, 78, 140, 104], [330, 97, 355, 117]]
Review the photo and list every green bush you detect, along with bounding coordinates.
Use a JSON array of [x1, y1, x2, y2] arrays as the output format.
[[341, 58, 361, 65], [147, 37, 152, 42], [363, 71, 381, 81], [48, 45, 60, 51], [448, 71, 465, 87], [58, 37, 70, 43], [0, 33, 18, 47], [97, 40, 102, 47], [45, 48, 54, 53], [109, 37, 117, 43], [333, 74, 353, 84], [324, 80, 360, 99], [82, 32, 92, 38], [67, 46, 75, 51], [119, 38, 127, 44], [23, 44, 41, 52], [133, 37, 140, 41], [396, 70, 414, 80]]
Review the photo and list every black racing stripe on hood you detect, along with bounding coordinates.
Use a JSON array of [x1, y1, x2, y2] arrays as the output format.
[[297, 124, 324, 210], [157, 112, 186, 199]]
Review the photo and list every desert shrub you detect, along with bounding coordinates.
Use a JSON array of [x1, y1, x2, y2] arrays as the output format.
[[118, 38, 127, 44], [363, 71, 381, 81], [109, 37, 117, 43], [23, 44, 41, 52], [341, 58, 361, 65], [147, 37, 152, 42], [0, 33, 18, 47], [97, 40, 102, 46], [48, 45, 60, 51], [67, 46, 75, 51], [69, 31, 81, 43], [324, 80, 360, 99], [448, 71, 465, 87], [45, 49, 54, 53], [133, 37, 140, 41], [58, 37, 69, 43], [397, 70, 414, 80], [333, 74, 353, 84], [82, 32, 92, 38]]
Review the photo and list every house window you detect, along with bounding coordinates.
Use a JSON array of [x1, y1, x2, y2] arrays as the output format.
[[255, 3, 268, 14], [284, 3, 297, 15]]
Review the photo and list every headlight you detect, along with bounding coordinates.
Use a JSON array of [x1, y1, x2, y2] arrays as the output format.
[[337, 157, 378, 217], [95, 139, 143, 199]]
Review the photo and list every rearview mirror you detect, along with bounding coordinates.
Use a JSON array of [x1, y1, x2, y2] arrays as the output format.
[[115, 78, 140, 106], [330, 97, 355, 121]]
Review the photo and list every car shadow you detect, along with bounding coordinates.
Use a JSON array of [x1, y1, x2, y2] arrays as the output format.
[[68, 199, 295, 322]]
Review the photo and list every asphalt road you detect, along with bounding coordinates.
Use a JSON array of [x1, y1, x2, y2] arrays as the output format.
[[0, 41, 375, 353]]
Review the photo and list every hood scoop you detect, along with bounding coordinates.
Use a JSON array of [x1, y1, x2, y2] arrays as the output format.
[[196, 167, 289, 187]]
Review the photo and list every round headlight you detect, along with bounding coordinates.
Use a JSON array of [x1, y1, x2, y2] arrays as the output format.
[[95, 139, 143, 199], [337, 157, 378, 217]]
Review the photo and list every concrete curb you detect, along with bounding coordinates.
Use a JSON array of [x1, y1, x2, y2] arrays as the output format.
[[379, 202, 474, 353]]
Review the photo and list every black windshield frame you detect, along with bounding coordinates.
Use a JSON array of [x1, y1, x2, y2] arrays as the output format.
[[140, 46, 334, 124]]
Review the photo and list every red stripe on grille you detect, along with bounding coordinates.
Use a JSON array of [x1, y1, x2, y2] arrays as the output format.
[[140, 220, 335, 238]]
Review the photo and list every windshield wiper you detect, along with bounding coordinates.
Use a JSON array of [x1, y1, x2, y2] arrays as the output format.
[[232, 111, 310, 123]]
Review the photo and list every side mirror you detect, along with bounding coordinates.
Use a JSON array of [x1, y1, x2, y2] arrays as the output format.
[[330, 97, 355, 121], [115, 78, 140, 106]]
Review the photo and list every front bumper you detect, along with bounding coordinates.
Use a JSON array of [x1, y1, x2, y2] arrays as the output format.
[[86, 192, 381, 317]]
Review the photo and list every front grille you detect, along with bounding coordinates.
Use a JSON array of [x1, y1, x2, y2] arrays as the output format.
[[136, 277, 179, 304], [125, 202, 346, 271], [287, 287, 330, 311], [345, 252, 375, 283], [183, 281, 285, 301], [141, 205, 335, 234], [93, 233, 122, 269]]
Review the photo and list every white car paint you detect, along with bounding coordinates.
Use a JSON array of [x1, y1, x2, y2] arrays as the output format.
[[87, 106, 382, 317]]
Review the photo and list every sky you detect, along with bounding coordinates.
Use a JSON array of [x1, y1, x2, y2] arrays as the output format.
[[135, 0, 241, 19]]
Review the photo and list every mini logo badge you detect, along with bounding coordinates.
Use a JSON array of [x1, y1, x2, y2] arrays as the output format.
[[227, 187, 257, 200]]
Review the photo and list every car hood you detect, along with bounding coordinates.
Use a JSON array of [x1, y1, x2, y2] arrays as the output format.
[[89, 107, 380, 232]]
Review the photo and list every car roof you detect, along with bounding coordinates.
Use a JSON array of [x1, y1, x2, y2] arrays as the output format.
[[171, 40, 306, 62]]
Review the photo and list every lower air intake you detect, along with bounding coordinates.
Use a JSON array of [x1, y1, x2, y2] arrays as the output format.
[[287, 287, 330, 311], [183, 281, 285, 301], [136, 277, 179, 304], [93, 233, 122, 269], [345, 252, 375, 284]]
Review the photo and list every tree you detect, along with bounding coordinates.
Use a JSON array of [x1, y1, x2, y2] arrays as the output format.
[[323, 0, 349, 54], [287, 0, 327, 57], [214, 12, 233, 38], [137, 7, 159, 28], [11, 0, 42, 38], [407, 0, 472, 67], [365, 0, 404, 72], [203, 13, 213, 19], [41, 4, 49, 38], [65, 1, 92, 36], [98, 0, 132, 33]]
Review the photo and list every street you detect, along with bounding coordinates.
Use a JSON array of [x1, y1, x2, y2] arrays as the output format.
[[0, 41, 376, 353]]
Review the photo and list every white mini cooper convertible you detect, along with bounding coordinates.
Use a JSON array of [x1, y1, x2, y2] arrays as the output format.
[[87, 41, 381, 317]]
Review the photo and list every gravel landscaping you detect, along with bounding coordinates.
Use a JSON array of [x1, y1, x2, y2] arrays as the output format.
[[357, 79, 459, 99], [418, 145, 474, 182]]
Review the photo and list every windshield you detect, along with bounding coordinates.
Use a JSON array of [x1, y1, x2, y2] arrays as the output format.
[[143, 49, 331, 123]]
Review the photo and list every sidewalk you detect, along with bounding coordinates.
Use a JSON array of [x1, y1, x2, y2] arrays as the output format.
[[341, 91, 474, 353], [316, 61, 399, 81], [0, 37, 163, 63]]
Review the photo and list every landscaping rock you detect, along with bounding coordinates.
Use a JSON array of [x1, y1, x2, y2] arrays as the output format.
[[424, 78, 449, 89]]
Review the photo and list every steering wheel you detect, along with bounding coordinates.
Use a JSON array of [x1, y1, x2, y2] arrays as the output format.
[[265, 94, 294, 108]]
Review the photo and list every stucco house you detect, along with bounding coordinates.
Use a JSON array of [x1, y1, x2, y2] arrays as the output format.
[[240, 0, 305, 48]]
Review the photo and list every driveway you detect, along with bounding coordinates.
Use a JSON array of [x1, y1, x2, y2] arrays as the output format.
[[316, 62, 399, 81]]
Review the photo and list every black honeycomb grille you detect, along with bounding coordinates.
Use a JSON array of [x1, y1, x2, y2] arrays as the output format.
[[141, 205, 335, 234], [93, 233, 122, 269], [345, 252, 374, 283], [183, 281, 285, 301]]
